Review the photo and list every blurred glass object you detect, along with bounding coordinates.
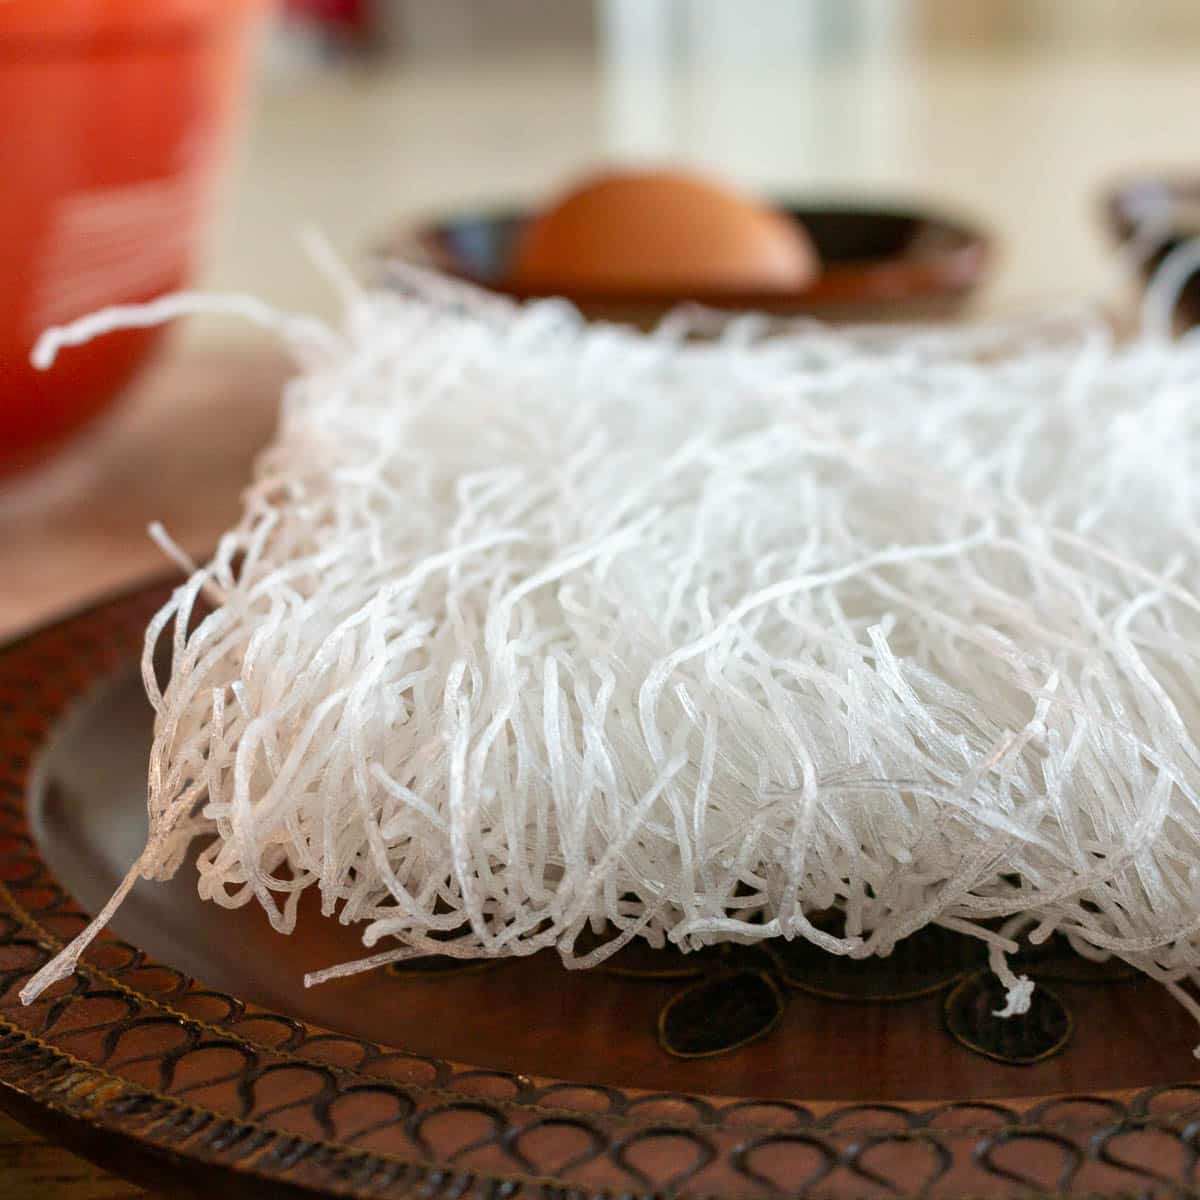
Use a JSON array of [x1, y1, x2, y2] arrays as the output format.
[[599, 0, 911, 183]]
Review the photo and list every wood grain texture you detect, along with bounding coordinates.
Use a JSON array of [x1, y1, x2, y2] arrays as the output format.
[[0, 1111, 147, 1200]]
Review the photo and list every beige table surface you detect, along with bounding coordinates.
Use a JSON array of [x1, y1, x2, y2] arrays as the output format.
[[0, 37, 1198, 1199]]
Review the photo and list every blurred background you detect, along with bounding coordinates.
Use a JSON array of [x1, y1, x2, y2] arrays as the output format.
[[3, 0, 1200, 641], [226, 0, 1200, 318]]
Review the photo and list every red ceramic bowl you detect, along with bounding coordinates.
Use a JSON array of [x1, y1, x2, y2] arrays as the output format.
[[0, 0, 270, 475]]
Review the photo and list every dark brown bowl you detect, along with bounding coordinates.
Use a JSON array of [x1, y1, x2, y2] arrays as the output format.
[[1104, 174, 1200, 326], [382, 201, 993, 326]]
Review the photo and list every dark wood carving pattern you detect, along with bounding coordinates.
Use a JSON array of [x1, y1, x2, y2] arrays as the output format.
[[1, 583, 1199, 1197]]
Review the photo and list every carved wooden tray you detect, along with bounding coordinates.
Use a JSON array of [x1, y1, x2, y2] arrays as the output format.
[[1, 581, 1199, 1198]]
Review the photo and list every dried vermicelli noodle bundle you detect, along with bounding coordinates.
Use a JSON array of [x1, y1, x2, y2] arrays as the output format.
[[22, 259, 1200, 1042]]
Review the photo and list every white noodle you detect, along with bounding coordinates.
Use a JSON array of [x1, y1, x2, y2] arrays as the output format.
[[20, 266, 1200, 1044]]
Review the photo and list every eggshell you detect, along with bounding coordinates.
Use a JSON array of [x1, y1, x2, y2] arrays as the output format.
[[509, 167, 818, 295]]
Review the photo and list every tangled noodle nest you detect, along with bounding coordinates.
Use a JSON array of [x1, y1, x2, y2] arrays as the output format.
[[22, 246, 1200, 1042]]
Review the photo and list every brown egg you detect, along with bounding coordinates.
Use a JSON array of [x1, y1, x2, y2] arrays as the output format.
[[509, 167, 819, 296]]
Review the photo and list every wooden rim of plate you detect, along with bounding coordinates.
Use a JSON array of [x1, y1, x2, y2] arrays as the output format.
[[0, 580, 1198, 1198]]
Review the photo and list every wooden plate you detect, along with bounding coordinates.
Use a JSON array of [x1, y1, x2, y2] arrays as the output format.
[[382, 201, 993, 326], [1, 582, 1199, 1198]]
